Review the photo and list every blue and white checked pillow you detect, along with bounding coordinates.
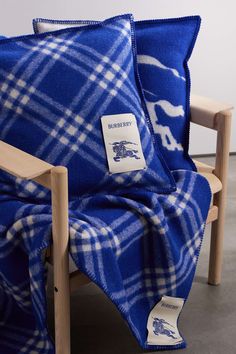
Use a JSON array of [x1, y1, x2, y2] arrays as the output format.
[[33, 16, 201, 171], [0, 14, 175, 199]]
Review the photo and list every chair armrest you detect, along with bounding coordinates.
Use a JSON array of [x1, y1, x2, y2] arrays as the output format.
[[190, 94, 233, 130], [0, 140, 53, 180], [0, 140, 70, 312], [190, 95, 233, 224], [193, 159, 214, 173]]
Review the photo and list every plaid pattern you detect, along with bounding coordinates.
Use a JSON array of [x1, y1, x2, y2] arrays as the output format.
[[0, 170, 211, 352], [0, 14, 211, 352], [33, 16, 200, 170], [0, 14, 175, 202], [33, 16, 201, 172]]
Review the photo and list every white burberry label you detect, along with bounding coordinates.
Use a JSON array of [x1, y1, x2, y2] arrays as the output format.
[[101, 113, 146, 174], [147, 295, 184, 346]]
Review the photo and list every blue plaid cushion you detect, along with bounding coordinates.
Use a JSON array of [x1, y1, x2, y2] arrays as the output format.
[[33, 16, 201, 171], [0, 14, 175, 199]]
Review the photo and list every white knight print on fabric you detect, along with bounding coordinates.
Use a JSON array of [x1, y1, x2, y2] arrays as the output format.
[[135, 17, 201, 171], [137, 55, 185, 152]]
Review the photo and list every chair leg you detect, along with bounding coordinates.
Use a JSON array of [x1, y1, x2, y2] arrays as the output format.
[[208, 111, 231, 285], [51, 167, 71, 354], [208, 191, 226, 285]]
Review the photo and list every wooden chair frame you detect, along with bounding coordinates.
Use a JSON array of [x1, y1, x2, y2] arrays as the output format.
[[0, 94, 233, 354]]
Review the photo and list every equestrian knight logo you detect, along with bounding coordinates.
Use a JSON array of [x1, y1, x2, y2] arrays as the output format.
[[110, 140, 140, 162], [152, 317, 177, 339]]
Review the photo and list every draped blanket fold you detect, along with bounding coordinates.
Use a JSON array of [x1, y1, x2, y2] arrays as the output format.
[[0, 170, 211, 353]]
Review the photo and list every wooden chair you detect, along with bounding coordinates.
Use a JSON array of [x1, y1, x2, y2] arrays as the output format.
[[0, 94, 233, 354]]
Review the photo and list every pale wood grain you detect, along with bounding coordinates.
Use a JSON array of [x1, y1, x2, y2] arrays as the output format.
[[190, 94, 233, 130], [208, 111, 232, 285], [190, 97, 233, 285], [0, 140, 53, 179], [199, 172, 222, 194], [51, 167, 70, 354], [194, 159, 214, 173], [206, 206, 218, 224]]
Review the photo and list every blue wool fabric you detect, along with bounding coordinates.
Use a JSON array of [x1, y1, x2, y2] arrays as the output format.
[[135, 17, 201, 171], [33, 16, 201, 171], [0, 170, 211, 352], [0, 15, 175, 200], [0, 14, 212, 353]]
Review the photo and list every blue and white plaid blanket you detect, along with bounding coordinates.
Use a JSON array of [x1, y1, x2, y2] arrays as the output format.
[[0, 169, 211, 352], [0, 14, 211, 353]]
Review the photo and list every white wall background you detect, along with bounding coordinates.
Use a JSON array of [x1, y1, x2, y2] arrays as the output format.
[[0, 0, 235, 155]]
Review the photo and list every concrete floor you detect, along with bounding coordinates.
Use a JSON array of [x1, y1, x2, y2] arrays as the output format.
[[47, 156, 236, 354]]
